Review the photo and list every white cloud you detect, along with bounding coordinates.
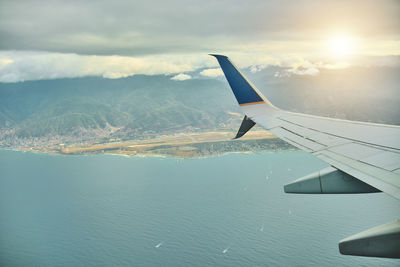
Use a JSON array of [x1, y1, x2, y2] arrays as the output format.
[[318, 62, 350, 70], [288, 66, 320, 76], [282, 59, 320, 76], [0, 51, 210, 82], [250, 65, 268, 73], [274, 71, 290, 78], [171, 73, 191, 81], [0, 58, 14, 69], [0, 50, 397, 83], [199, 68, 223, 77], [285, 59, 351, 76]]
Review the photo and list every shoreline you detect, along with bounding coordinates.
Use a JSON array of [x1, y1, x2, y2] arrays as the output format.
[[2, 130, 295, 158], [0, 146, 297, 160]]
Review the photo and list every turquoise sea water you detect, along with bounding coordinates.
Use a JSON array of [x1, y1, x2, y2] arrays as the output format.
[[0, 150, 399, 266]]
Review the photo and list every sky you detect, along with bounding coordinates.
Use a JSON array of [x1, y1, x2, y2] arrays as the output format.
[[0, 0, 399, 82]]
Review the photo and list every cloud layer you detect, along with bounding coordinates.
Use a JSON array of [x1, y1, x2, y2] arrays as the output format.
[[0, 51, 216, 82], [0, 1, 399, 82], [0, 0, 399, 56], [0, 50, 399, 83]]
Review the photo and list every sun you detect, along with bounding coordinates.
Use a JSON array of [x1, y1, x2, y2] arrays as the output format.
[[327, 34, 356, 58]]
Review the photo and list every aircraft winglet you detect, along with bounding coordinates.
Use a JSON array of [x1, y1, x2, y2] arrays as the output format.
[[210, 54, 273, 107]]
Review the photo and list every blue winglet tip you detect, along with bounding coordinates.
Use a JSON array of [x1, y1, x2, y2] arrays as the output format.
[[209, 54, 227, 59]]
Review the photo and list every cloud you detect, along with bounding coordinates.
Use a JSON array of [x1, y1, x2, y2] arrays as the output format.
[[283, 59, 352, 76], [288, 66, 320, 76], [274, 71, 290, 78], [0, 1, 398, 84], [0, 57, 13, 68], [250, 65, 268, 73], [0, 1, 398, 57], [320, 62, 350, 70], [0, 51, 211, 82], [0, 50, 398, 83], [200, 68, 223, 77], [170, 73, 191, 81], [355, 55, 400, 67]]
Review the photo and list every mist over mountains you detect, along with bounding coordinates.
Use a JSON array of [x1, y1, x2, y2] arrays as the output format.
[[0, 75, 240, 145], [0, 65, 399, 147], [247, 65, 400, 124]]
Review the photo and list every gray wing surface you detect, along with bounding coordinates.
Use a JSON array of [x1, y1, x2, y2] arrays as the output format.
[[211, 54, 400, 258], [242, 103, 400, 200]]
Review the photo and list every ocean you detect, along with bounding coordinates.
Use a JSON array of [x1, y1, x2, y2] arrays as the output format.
[[0, 150, 399, 266]]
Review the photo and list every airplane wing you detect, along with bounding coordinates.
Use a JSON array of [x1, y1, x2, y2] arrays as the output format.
[[211, 54, 400, 259]]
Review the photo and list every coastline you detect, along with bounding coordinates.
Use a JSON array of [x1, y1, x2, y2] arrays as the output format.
[[5, 130, 295, 158]]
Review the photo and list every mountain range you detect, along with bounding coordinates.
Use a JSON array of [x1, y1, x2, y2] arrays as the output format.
[[0, 65, 399, 147]]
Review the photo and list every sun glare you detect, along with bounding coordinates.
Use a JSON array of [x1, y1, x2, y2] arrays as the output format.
[[327, 34, 356, 58]]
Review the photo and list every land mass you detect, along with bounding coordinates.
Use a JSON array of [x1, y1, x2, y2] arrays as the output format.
[[1, 66, 398, 157], [20, 130, 294, 158]]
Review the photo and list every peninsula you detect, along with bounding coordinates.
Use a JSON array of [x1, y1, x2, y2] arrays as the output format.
[[18, 130, 294, 158]]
